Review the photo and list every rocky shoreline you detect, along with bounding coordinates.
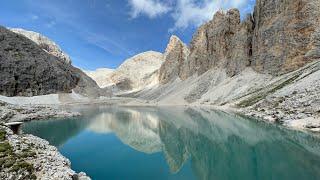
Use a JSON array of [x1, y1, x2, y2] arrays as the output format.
[[0, 101, 90, 180], [0, 100, 80, 123]]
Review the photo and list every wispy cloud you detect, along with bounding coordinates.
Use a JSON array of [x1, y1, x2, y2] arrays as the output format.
[[26, 1, 133, 57], [171, 0, 252, 30], [170, 0, 221, 31], [84, 32, 135, 56], [31, 14, 39, 20], [45, 20, 56, 28], [128, 0, 253, 31], [128, 0, 171, 18]]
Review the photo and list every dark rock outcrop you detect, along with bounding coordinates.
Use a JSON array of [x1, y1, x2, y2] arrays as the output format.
[[72, 67, 108, 98], [0, 26, 106, 98], [0, 26, 79, 97]]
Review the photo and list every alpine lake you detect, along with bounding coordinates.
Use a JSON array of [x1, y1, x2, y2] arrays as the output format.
[[22, 105, 320, 180]]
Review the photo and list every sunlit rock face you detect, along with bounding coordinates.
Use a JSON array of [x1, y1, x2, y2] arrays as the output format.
[[159, 35, 189, 84], [110, 51, 164, 91], [83, 68, 115, 88], [252, 0, 320, 75], [180, 9, 254, 79], [175, 0, 320, 79], [10, 28, 72, 65]]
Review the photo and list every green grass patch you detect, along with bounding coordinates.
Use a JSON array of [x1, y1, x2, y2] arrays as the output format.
[[0, 129, 6, 141], [11, 161, 34, 172], [0, 142, 13, 154], [18, 150, 36, 158], [0, 127, 36, 179]]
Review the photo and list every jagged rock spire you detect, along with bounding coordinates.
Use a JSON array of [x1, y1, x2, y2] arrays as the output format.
[[159, 35, 189, 84]]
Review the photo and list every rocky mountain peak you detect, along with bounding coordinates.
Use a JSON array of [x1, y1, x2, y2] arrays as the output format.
[[172, 0, 320, 79], [164, 35, 184, 55], [209, 8, 240, 28], [84, 68, 115, 88], [110, 51, 164, 91], [212, 9, 225, 22], [159, 35, 189, 84], [179, 7, 253, 78], [10, 28, 72, 65]]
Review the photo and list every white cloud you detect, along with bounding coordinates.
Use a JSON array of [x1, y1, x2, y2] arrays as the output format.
[[171, 0, 250, 31], [127, 0, 251, 31], [128, 0, 171, 18], [170, 0, 221, 31]]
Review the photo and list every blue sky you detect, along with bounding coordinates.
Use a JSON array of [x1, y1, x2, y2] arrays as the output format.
[[0, 0, 255, 70]]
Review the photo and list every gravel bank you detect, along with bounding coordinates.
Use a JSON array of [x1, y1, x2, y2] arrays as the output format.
[[0, 101, 90, 179]]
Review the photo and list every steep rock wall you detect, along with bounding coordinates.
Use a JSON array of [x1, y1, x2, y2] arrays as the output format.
[[162, 0, 320, 82], [1, 27, 107, 98], [179, 9, 254, 79], [252, 0, 320, 75], [0, 27, 79, 97], [159, 35, 189, 84]]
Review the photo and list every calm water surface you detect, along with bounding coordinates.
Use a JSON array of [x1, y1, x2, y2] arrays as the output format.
[[22, 106, 320, 180]]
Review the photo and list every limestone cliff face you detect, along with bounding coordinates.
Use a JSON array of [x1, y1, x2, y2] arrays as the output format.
[[83, 68, 115, 88], [165, 0, 320, 80], [110, 51, 164, 91], [252, 0, 320, 75], [10, 28, 72, 65], [159, 35, 189, 84], [179, 9, 254, 79]]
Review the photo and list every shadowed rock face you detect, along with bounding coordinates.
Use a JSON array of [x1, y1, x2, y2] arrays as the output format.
[[0, 26, 79, 97], [72, 67, 109, 98], [0, 26, 106, 97], [252, 0, 320, 75]]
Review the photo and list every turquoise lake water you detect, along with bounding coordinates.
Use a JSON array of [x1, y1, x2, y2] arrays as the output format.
[[22, 106, 320, 180]]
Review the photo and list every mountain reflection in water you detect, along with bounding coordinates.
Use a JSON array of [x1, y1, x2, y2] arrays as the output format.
[[23, 106, 320, 180]]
